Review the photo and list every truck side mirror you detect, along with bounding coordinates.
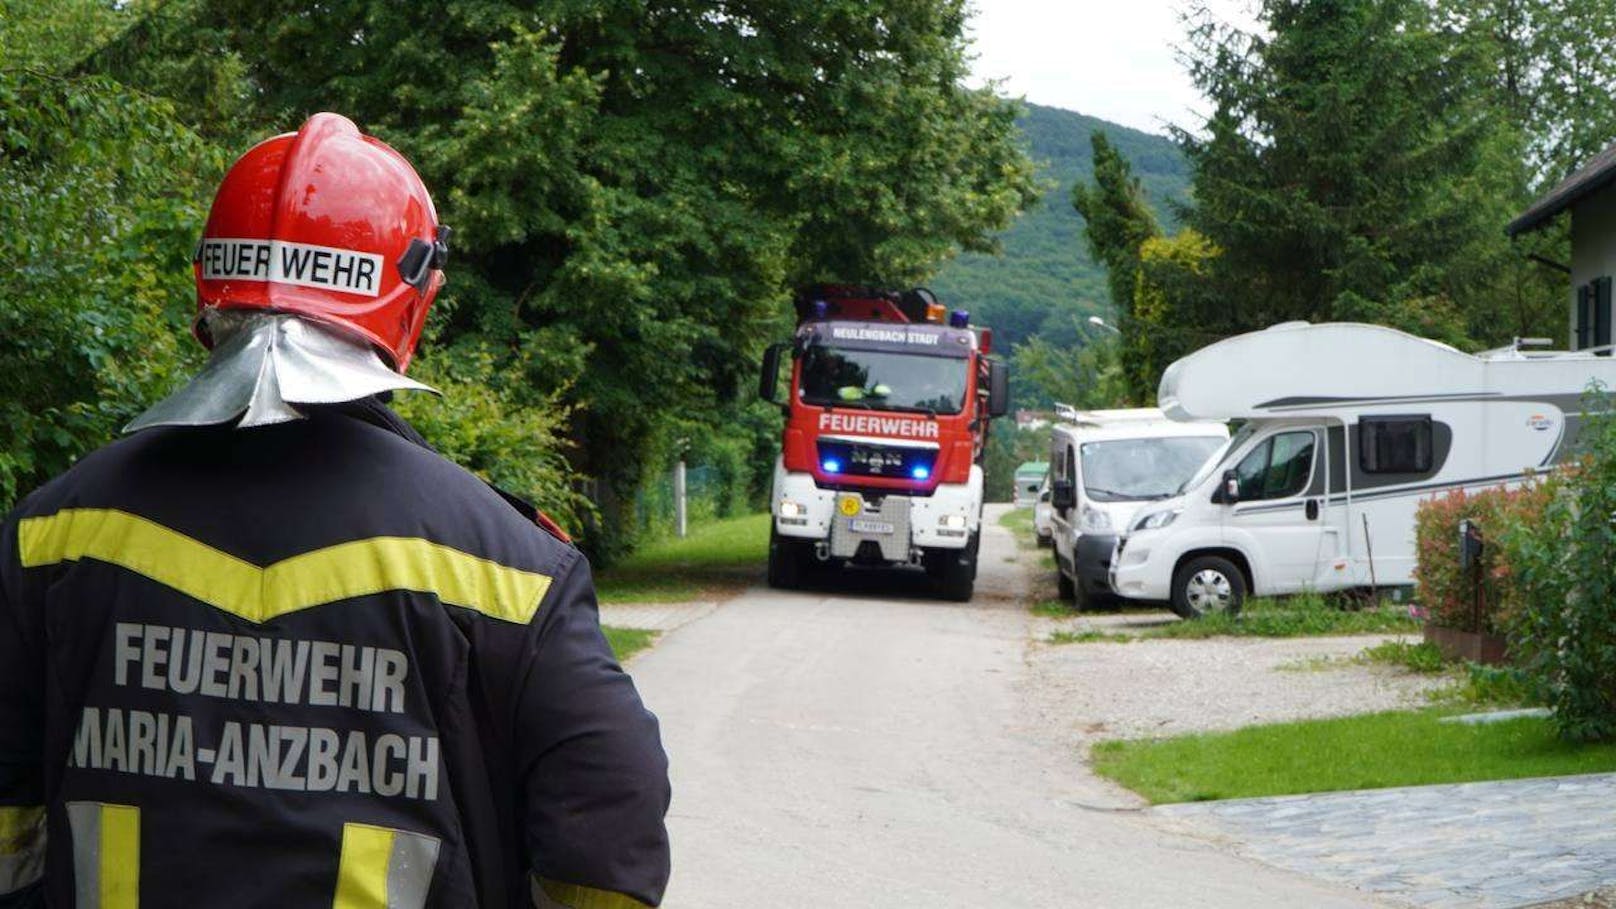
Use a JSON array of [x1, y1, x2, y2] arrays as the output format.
[[987, 359, 1010, 417], [759, 343, 785, 404], [1052, 479, 1076, 511], [1214, 469, 1241, 505]]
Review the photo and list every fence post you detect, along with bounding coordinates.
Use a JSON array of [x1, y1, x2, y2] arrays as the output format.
[[675, 458, 688, 538]]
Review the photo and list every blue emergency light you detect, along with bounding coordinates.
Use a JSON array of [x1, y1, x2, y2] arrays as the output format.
[[911, 465, 931, 480], [948, 309, 970, 328], [822, 458, 842, 473]]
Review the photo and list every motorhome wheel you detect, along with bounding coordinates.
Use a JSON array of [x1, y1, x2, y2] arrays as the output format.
[[1171, 555, 1246, 619]]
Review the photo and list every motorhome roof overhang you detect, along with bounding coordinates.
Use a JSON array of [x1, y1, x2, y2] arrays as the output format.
[[1157, 322, 1485, 422]]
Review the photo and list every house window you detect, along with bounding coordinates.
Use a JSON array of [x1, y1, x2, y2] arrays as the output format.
[[1360, 415, 1433, 473]]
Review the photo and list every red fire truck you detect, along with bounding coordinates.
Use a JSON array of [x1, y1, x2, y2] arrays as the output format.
[[758, 286, 1010, 600]]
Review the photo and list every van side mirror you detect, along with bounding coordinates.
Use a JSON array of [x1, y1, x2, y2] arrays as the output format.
[[987, 359, 1010, 417], [759, 343, 785, 404], [1214, 469, 1241, 505], [1052, 479, 1076, 511]]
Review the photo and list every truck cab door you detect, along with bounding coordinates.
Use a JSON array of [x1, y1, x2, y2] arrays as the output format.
[[1221, 428, 1328, 595]]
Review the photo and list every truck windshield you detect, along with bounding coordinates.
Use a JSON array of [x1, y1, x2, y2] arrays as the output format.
[[799, 346, 968, 414], [1081, 436, 1226, 502]]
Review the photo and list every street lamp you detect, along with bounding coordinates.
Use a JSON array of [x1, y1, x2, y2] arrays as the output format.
[[1087, 315, 1121, 335]]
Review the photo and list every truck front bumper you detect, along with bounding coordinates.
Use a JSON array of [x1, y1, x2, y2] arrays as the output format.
[[771, 462, 981, 555], [1073, 532, 1118, 595], [1107, 534, 1174, 602]]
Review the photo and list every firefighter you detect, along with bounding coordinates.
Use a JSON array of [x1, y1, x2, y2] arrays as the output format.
[[0, 114, 670, 908]]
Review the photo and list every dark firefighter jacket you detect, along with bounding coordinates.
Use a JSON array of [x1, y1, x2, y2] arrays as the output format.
[[0, 400, 671, 908]]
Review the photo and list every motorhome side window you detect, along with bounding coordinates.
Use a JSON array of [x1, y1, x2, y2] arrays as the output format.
[[1359, 415, 1433, 473], [1231, 431, 1315, 501]]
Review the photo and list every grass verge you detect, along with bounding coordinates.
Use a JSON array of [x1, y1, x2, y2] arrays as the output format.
[[1047, 593, 1421, 643], [1092, 710, 1616, 804], [604, 627, 659, 662], [999, 506, 1035, 546], [596, 512, 770, 603]]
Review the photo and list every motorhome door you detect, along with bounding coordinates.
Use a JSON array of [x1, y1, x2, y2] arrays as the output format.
[[1224, 428, 1328, 595]]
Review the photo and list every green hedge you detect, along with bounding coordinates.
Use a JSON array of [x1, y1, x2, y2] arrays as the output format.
[[1413, 390, 1616, 741]]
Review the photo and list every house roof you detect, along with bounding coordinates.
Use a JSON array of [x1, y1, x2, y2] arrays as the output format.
[[1508, 141, 1616, 236]]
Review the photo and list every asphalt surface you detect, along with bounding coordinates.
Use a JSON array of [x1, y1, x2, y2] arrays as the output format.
[[628, 505, 1383, 908]]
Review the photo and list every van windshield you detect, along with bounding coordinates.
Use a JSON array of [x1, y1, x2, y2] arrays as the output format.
[[1080, 436, 1226, 502], [1178, 424, 1255, 494]]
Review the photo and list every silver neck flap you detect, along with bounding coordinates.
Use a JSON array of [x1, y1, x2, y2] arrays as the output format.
[[124, 312, 438, 433]]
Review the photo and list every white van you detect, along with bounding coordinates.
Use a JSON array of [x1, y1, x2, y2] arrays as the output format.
[[1048, 408, 1227, 607], [1110, 322, 1616, 617]]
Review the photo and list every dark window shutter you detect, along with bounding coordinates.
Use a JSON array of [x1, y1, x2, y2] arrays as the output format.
[[1577, 284, 1592, 350], [1598, 277, 1614, 356]]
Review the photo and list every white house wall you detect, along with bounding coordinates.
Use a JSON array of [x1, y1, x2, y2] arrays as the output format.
[[1571, 182, 1616, 349]]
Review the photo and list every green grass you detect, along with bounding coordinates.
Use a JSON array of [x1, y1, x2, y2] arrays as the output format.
[[1046, 593, 1421, 643], [1359, 639, 1448, 674], [998, 506, 1036, 547], [596, 512, 770, 603], [1093, 710, 1616, 804], [604, 626, 659, 661]]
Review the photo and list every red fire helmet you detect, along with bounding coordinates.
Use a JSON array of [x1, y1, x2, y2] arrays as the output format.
[[194, 113, 448, 371]]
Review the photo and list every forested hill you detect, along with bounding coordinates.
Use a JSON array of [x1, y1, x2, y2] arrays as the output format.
[[929, 103, 1190, 351]]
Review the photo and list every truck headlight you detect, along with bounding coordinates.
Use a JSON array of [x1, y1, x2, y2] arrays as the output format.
[[1078, 506, 1112, 533], [939, 513, 968, 530], [1132, 508, 1181, 532], [779, 500, 806, 518]]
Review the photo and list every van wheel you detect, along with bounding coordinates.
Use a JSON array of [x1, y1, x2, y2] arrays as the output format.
[[1171, 556, 1246, 619], [1056, 567, 1076, 602], [767, 530, 809, 590]]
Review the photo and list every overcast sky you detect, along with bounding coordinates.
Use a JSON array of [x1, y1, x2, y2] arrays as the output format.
[[966, 0, 1257, 137]]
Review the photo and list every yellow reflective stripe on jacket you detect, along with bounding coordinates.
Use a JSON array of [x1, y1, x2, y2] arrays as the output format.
[[0, 806, 43, 856], [66, 802, 139, 908], [333, 822, 440, 909], [18, 508, 551, 625], [0, 805, 45, 895], [535, 877, 653, 909]]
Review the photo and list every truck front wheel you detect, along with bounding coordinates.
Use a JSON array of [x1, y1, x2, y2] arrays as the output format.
[[927, 531, 979, 602], [767, 529, 812, 590]]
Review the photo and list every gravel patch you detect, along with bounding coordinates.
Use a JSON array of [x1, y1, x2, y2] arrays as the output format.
[[1023, 625, 1448, 745]]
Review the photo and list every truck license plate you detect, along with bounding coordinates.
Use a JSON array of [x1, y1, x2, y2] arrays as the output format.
[[849, 518, 895, 535]]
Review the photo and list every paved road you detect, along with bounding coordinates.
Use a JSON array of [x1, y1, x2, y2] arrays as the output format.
[[1158, 772, 1616, 908], [627, 505, 1382, 907]]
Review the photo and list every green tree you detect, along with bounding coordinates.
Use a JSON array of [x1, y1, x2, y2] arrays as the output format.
[[1011, 333, 1127, 410], [1071, 130, 1167, 401], [0, 2, 220, 504], [1178, 0, 1551, 343], [83, 0, 1039, 557]]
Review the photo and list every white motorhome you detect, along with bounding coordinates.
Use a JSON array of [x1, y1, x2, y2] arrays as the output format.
[[1110, 322, 1616, 617], [1048, 407, 1227, 607]]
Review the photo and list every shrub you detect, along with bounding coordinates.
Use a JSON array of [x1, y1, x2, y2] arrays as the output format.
[[1412, 481, 1555, 634], [1504, 391, 1616, 741]]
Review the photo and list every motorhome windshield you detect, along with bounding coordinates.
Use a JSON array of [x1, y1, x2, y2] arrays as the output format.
[[1178, 423, 1256, 494], [799, 346, 968, 414], [1080, 436, 1225, 502]]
